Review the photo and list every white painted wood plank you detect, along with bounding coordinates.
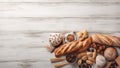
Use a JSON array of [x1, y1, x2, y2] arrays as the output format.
[[0, 48, 55, 61], [0, 32, 49, 48], [0, 18, 120, 32], [0, 0, 120, 2], [0, 45, 119, 68], [0, 62, 21, 68], [0, 49, 120, 68], [0, 62, 55, 68], [0, 62, 78, 68], [31, 62, 78, 68], [0, 3, 120, 17], [0, 31, 120, 48], [0, 18, 120, 48], [0, 61, 104, 68], [0, 32, 119, 68]]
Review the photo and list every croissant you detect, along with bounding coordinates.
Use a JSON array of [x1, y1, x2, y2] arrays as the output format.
[[92, 34, 120, 47], [54, 37, 92, 57]]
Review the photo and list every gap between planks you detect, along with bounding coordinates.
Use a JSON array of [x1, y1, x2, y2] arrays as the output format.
[[0, 17, 120, 19], [0, 0, 120, 3], [0, 2, 120, 4]]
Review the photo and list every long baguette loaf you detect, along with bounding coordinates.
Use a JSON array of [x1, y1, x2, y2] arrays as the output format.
[[78, 37, 92, 53], [54, 37, 92, 57], [92, 34, 120, 47]]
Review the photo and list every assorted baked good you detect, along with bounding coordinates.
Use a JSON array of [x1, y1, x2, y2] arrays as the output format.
[[45, 30, 120, 68], [64, 32, 77, 43], [104, 47, 118, 61], [49, 33, 63, 47], [96, 55, 106, 68]]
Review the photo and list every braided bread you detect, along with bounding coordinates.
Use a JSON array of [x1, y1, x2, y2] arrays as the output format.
[[54, 37, 92, 57], [92, 34, 120, 47]]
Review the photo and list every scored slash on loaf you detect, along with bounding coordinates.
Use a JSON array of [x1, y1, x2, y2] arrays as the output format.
[[92, 34, 120, 47], [46, 30, 120, 68], [54, 37, 92, 57]]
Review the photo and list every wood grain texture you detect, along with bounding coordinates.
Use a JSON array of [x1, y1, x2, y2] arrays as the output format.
[[0, 3, 120, 17], [0, 48, 54, 61], [0, 0, 120, 68], [0, 62, 79, 68], [0, 32, 119, 68], [0, 31, 120, 48], [0, 18, 120, 32], [0, 0, 120, 2], [0, 62, 57, 68]]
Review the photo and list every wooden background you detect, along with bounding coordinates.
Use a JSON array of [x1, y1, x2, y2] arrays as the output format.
[[0, 0, 120, 68]]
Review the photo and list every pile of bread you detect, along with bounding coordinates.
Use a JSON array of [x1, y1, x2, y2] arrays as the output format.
[[45, 30, 120, 68]]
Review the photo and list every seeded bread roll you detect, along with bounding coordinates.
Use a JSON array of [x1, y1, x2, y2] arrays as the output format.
[[104, 47, 118, 61], [49, 33, 63, 47]]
